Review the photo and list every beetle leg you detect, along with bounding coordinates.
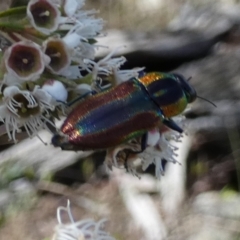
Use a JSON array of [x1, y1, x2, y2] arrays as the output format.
[[65, 81, 111, 107], [129, 133, 148, 155], [124, 151, 130, 172], [136, 133, 148, 154], [66, 91, 96, 106], [55, 91, 96, 107], [163, 118, 183, 133]]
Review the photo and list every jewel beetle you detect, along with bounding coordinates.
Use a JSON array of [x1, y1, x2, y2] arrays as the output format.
[[52, 72, 196, 151]]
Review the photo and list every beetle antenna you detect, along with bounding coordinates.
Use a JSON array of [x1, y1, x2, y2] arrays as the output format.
[[187, 76, 192, 81], [197, 96, 217, 107]]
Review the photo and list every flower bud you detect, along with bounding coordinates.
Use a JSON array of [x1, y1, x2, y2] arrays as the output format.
[[42, 80, 68, 102]]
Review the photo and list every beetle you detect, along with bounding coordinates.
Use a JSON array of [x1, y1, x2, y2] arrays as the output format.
[[52, 72, 196, 151]]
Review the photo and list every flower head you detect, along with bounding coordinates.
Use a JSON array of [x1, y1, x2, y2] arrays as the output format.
[[43, 37, 71, 74], [60, 1, 104, 39], [85, 48, 127, 81], [104, 117, 185, 179], [63, 34, 95, 59], [0, 86, 56, 142], [27, 0, 61, 35], [4, 41, 50, 82], [52, 200, 115, 240]]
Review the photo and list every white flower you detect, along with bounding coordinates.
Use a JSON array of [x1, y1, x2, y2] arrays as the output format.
[[60, 4, 104, 40], [63, 0, 85, 17], [146, 128, 161, 146], [42, 80, 68, 102], [52, 200, 115, 240], [62, 33, 96, 71], [27, 0, 61, 35], [140, 133, 180, 179], [59, 65, 83, 79], [71, 17, 104, 39], [59, 2, 104, 71], [85, 48, 127, 81], [139, 117, 185, 178], [4, 41, 50, 82], [82, 48, 145, 90], [112, 67, 145, 85], [43, 35, 95, 78], [43, 37, 71, 74], [104, 117, 185, 178], [0, 86, 56, 142], [63, 32, 84, 48]]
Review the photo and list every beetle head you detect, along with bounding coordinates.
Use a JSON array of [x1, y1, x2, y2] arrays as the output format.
[[52, 133, 71, 150], [173, 73, 197, 103]]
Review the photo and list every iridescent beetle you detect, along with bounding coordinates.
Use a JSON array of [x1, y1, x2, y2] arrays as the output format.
[[52, 72, 196, 152]]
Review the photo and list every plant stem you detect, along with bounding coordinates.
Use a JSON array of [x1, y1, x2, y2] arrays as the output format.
[[0, 6, 27, 18], [0, 22, 25, 32]]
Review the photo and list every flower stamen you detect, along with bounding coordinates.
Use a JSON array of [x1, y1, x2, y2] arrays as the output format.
[[22, 58, 29, 64], [39, 10, 50, 17]]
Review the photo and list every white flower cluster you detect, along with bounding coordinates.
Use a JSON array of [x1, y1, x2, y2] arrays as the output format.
[[105, 116, 185, 179], [0, 1, 188, 238], [0, 0, 186, 178], [0, 0, 140, 142], [52, 200, 115, 240]]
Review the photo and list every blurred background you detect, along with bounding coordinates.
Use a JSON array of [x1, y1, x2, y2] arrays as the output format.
[[1, 0, 240, 239]]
